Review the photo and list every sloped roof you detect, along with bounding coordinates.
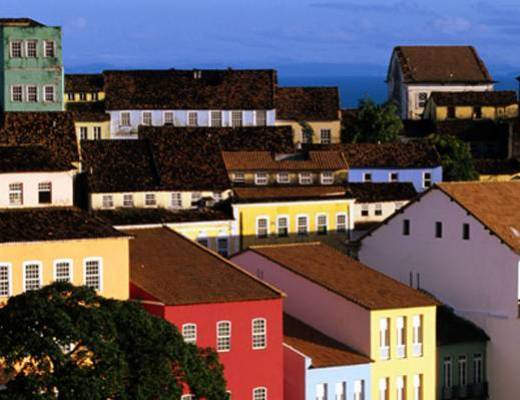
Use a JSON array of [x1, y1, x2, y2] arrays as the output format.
[[233, 186, 350, 203], [430, 91, 517, 107], [128, 227, 282, 305], [392, 46, 493, 84], [276, 87, 340, 121], [284, 314, 371, 368], [104, 69, 277, 110], [0, 18, 44, 27], [249, 242, 438, 310], [65, 74, 104, 92], [66, 102, 110, 122], [346, 182, 417, 203], [437, 305, 489, 345], [0, 145, 74, 173], [474, 158, 520, 175]]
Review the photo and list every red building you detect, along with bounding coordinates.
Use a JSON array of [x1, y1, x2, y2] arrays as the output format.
[[127, 227, 284, 400]]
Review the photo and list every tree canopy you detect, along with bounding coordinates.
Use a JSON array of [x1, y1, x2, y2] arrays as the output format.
[[428, 134, 479, 181], [0, 283, 228, 400]]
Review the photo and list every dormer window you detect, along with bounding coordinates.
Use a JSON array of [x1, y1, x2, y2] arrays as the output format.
[[320, 172, 334, 185], [299, 172, 313, 185], [277, 172, 290, 184], [255, 173, 268, 185]]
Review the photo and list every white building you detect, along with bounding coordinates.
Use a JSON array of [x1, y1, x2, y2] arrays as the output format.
[[387, 46, 495, 120], [358, 182, 520, 400]]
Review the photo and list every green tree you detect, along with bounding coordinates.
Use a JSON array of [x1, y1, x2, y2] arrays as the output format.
[[349, 97, 403, 143], [299, 120, 314, 144], [0, 283, 228, 400], [428, 134, 479, 181]]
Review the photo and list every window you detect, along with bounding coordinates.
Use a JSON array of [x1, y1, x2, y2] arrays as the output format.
[[256, 217, 269, 238], [217, 237, 229, 257], [277, 216, 289, 237], [9, 183, 23, 205], [379, 378, 389, 400], [412, 315, 423, 356], [123, 194, 134, 208], [197, 236, 209, 248], [336, 213, 347, 233], [363, 173, 372, 183], [188, 112, 198, 127], [390, 172, 399, 182], [463, 223, 470, 240], [38, 182, 52, 204], [277, 172, 290, 184], [26, 40, 38, 58], [231, 111, 243, 127], [26, 85, 38, 103], [299, 172, 313, 185], [233, 172, 245, 184], [297, 215, 308, 236], [44, 85, 55, 102], [403, 219, 411, 236], [396, 316, 406, 358], [10, 41, 22, 58], [24, 262, 42, 291], [11, 85, 23, 102], [79, 92, 87, 101], [255, 172, 269, 185], [417, 92, 428, 108], [91, 92, 99, 101], [145, 193, 157, 207], [54, 260, 72, 283], [353, 380, 364, 400], [80, 126, 88, 140], [43, 40, 56, 57], [473, 353, 483, 384], [474, 106, 482, 119], [102, 195, 114, 209], [0, 264, 11, 297], [320, 129, 332, 144], [379, 318, 390, 360], [459, 355, 467, 387], [413, 374, 422, 400], [191, 192, 202, 205], [211, 111, 223, 127], [182, 323, 197, 344], [217, 321, 231, 352], [256, 110, 267, 126], [171, 192, 182, 208], [120, 112, 131, 127], [67, 92, 75, 101], [142, 111, 152, 126], [253, 387, 267, 400], [447, 106, 456, 119], [316, 383, 327, 400], [435, 221, 443, 238], [423, 172, 432, 188], [93, 126, 102, 140], [317, 214, 328, 235], [443, 357, 452, 388], [84, 259, 101, 291], [252, 318, 267, 349], [396, 376, 406, 400], [163, 111, 174, 126], [375, 203, 383, 216], [361, 204, 369, 217], [335, 382, 346, 400], [321, 172, 334, 185]]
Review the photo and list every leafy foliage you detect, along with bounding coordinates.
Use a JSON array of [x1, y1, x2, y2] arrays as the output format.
[[428, 134, 479, 181], [298, 120, 315, 144], [0, 283, 228, 400]]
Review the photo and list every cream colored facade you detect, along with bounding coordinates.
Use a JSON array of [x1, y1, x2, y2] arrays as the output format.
[[0, 237, 130, 303], [425, 103, 518, 121], [229, 170, 348, 186], [276, 119, 341, 145], [479, 173, 520, 182], [75, 121, 111, 141], [65, 91, 106, 103]]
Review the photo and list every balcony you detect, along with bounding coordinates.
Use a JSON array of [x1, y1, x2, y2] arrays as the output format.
[[412, 342, 423, 357], [380, 346, 390, 360], [396, 344, 406, 358]]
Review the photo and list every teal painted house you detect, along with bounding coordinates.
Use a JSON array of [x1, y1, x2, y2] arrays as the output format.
[[437, 306, 489, 400], [0, 18, 63, 112]]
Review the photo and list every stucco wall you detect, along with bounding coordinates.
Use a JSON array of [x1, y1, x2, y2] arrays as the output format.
[[347, 167, 443, 192], [434, 104, 518, 121], [306, 363, 371, 400], [75, 121, 110, 141], [275, 120, 341, 145], [283, 344, 307, 400], [229, 170, 348, 186]]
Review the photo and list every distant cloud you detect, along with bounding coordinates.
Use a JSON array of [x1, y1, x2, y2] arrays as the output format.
[[433, 17, 472, 34]]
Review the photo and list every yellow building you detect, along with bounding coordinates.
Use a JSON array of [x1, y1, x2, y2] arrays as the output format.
[[64, 73, 105, 104], [0, 208, 131, 302], [275, 87, 342, 145], [231, 186, 354, 250], [423, 91, 518, 121], [475, 159, 520, 182]]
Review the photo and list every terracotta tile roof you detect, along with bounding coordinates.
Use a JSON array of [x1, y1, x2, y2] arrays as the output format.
[[0, 112, 79, 165], [430, 91, 517, 107], [401, 120, 437, 137], [347, 183, 417, 203], [276, 87, 340, 121], [284, 314, 371, 368], [435, 119, 512, 142], [104, 69, 277, 110], [436, 182, 520, 254], [437, 305, 489, 346], [128, 227, 282, 305], [474, 158, 520, 175], [81, 140, 160, 192], [0, 208, 128, 244], [0, 18, 44, 27], [392, 46, 493, 84], [249, 242, 438, 310], [232, 186, 350, 203], [65, 74, 104, 93], [221, 150, 348, 171], [0, 145, 74, 173], [66, 102, 110, 122]]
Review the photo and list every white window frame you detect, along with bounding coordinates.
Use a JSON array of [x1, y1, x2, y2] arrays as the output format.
[[423, 171, 432, 189], [379, 318, 390, 360], [255, 110, 267, 126], [396, 376, 406, 400], [316, 383, 327, 400], [122, 194, 134, 208], [120, 112, 131, 127], [473, 353, 483, 384], [144, 193, 157, 207], [412, 314, 423, 357], [298, 172, 313, 185], [443, 357, 452, 388], [413, 374, 422, 400], [316, 213, 328, 235], [296, 214, 309, 236], [43, 85, 55, 102], [389, 171, 399, 182], [255, 172, 269, 185], [23, 261, 43, 292], [276, 215, 289, 237], [210, 110, 223, 127], [79, 126, 88, 140], [363, 172, 372, 183], [37, 181, 51, 204], [253, 387, 267, 400], [187, 111, 198, 127], [83, 257, 103, 292], [25, 40, 38, 58], [93, 126, 102, 140], [379, 378, 389, 400], [396, 316, 406, 359], [8, 182, 23, 206], [216, 320, 231, 352], [252, 318, 267, 350], [459, 355, 468, 387], [0, 263, 13, 298], [102, 194, 114, 209], [361, 204, 369, 217], [233, 172, 245, 184], [353, 380, 363, 400], [141, 111, 153, 126], [336, 212, 347, 233], [335, 382, 346, 400], [26, 85, 38, 103], [53, 259, 73, 283], [182, 323, 197, 344], [43, 40, 56, 58], [320, 129, 332, 144], [276, 172, 290, 184], [163, 111, 174, 126], [10, 40, 23, 58], [320, 171, 334, 185], [256, 216, 269, 238], [10, 85, 23, 102], [231, 110, 243, 127], [375, 203, 383, 217], [171, 192, 183, 209]]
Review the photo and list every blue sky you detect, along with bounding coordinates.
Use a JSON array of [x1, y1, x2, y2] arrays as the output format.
[[3, 0, 520, 76]]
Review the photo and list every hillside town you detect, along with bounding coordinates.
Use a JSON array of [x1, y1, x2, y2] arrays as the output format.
[[1, 17, 520, 400]]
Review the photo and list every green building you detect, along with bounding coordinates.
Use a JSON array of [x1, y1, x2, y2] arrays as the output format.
[[437, 305, 489, 400], [0, 18, 63, 112]]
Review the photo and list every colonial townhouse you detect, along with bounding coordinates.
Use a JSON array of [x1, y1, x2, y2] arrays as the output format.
[[222, 150, 348, 187], [358, 182, 520, 400], [0, 207, 131, 303], [232, 243, 438, 400], [65, 73, 105, 103], [127, 227, 284, 400], [283, 313, 372, 400], [275, 87, 341, 145], [423, 91, 518, 122], [103, 69, 278, 138], [0, 18, 64, 112], [387, 46, 494, 120], [231, 186, 354, 251]]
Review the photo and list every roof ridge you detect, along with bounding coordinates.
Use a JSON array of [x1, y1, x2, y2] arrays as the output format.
[[250, 241, 322, 250]]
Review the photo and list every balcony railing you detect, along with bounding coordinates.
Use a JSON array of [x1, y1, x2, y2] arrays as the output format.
[[412, 342, 423, 357], [380, 346, 390, 360], [396, 344, 406, 358]]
